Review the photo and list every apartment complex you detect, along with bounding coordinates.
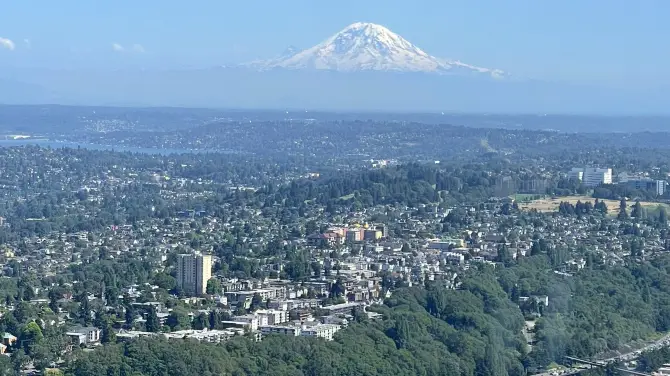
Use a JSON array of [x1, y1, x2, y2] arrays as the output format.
[[259, 323, 341, 341], [568, 167, 612, 187], [176, 253, 212, 296]]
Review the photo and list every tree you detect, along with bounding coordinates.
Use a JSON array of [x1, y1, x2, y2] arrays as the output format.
[[192, 313, 208, 330], [310, 262, 322, 278], [496, 243, 512, 265], [479, 337, 507, 376], [12, 302, 36, 324], [105, 286, 119, 306], [208, 311, 222, 330], [401, 243, 411, 253], [152, 272, 176, 291], [166, 308, 191, 331], [250, 293, 265, 311], [19, 322, 43, 354], [605, 362, 621, 376], [530, 241, 542, 256], [618, 199, 629, 220], [76, 293, 91, 325], [330, 278, 345, 297], [11, 348, 28, 374], [631, 200, 644, 219], [101, 321, 115, 344], [392, 316, 411, 349], [659, 206, 668, 227], [206, 278, 222, 295], [124, 305, 136, 326], [145, 307, 160, 332]]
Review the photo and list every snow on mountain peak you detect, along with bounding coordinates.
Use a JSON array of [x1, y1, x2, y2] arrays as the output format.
[[250, 22, 505, 78]]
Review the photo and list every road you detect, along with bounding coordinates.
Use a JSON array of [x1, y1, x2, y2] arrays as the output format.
[[533, 332, 670, 376]]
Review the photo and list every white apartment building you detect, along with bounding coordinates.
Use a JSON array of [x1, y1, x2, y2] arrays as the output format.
[[568, 167, 612, 187], [260, 323, 341, 341], [176, 253, 212, 296], [163, 329, 237, 343], [255, 309, 289, 325], [300, 323, 341, 341]]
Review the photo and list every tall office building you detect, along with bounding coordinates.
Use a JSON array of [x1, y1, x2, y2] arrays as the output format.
[[176, 253, 212, 296]]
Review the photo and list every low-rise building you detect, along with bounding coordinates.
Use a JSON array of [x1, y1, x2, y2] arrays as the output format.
[[260, 325, 301, 337], [300, 323, 340, 341], [66, 327, 101, 346]]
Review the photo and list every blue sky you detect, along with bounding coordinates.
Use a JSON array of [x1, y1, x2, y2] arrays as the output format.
[[0, 0, 667, 87]]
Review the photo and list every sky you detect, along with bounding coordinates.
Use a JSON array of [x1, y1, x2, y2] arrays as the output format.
[[0, 0, 667, 88]]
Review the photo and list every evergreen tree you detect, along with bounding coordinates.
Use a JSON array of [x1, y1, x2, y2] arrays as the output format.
[[124, 305, 135, 326], [631, 200, 643, 218], [145, 307, 160, 332], [618, 199, 629, 220], [530, 241, 542, 256], [496, 244, 512, 265], [393, 316, 411, 349], [659, 206, 668, 227], [101, 322, 115, 344], [192, 313, 208, 330], [208, 311, 222, 330], [77, 293, 91, 325]]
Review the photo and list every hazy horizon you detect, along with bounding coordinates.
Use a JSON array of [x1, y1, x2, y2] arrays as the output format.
[[1, 1, 669, 114]]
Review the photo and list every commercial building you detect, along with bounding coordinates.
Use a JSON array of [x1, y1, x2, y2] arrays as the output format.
[[568, 167, 612, 187], [176, 253, 212, 296], [567, 168, 584, 182], [623, 178, 666, 196]]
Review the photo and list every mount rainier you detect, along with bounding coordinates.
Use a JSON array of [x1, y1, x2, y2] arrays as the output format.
[[248, 22, 505, 78], [1, 22, 652, 113]]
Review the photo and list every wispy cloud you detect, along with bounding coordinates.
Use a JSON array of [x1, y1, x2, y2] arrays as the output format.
[[0, 37, 15, 51], [23, 39, 31, 49], [113, 43, 145, 53]]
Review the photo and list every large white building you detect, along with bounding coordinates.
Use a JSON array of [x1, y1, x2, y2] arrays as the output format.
[[176, 253, 212, 296], [300, 323, 341, 341], [568, 167, 612, 187], [259, 323, 341, 341]]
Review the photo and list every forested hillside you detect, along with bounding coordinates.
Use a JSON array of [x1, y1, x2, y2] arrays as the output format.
[[64, 254, 670, 376]]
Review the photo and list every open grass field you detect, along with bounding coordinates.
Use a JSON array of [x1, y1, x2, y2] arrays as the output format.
[[517, 195, 669, 214]]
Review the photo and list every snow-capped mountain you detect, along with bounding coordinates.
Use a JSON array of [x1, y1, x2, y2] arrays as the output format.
[[248, 22, 505, 78]]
